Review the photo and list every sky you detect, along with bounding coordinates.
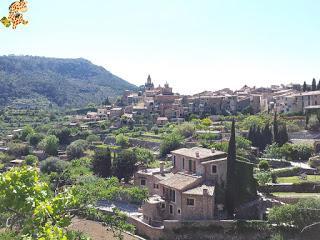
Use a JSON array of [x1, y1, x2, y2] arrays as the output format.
[[1, 0, 320, 94]]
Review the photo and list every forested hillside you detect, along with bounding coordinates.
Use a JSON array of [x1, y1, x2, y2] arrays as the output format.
[[0, 55, 137, 108]]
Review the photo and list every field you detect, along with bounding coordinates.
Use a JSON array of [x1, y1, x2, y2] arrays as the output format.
[[277, 175, 320, 184]]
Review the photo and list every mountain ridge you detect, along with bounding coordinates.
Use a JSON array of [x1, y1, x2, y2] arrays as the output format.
[[0, 55, 137, 108]]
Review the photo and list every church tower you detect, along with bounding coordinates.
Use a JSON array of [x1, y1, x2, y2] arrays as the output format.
[[145, 74, 154, 90]]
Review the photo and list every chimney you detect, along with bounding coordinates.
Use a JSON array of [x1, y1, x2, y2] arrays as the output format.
[[160, 162, 164, 176], [195, 151, 200, 158]]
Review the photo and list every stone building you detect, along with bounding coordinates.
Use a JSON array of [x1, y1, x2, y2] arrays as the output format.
[[134, 147, 228, 226]]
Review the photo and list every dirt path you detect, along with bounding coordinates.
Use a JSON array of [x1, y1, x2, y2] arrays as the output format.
[[69, 217, 139, 240]]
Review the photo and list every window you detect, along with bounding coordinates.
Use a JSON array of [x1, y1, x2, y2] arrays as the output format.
[[183, 158, 185, 169], [173, 155, 176, 167], [161, 203, 166, 209], [212, 165, 217, 174], [177, 209, 181, 215], [140, 179, 146, 186], [187, 198, 195, 206], [169, 205, 174, 215], [169, 189, 176, 202], [154, 184, 159, 189], [189, 160, 192, 172]]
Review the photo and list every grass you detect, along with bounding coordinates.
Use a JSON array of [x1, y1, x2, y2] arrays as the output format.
[[272, 192, 320, 198], [147, 160, 172, 169], [277, 175, 320, 184]]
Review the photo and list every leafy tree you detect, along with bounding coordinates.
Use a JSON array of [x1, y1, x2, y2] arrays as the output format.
[[21, 125, 35, 141], [49, 128, 72, 145], [174, 122, 195, 138], [226, 119, 236, 218], [255, 171, 272, 186], [25, 154, 39, 166], [160, 133, 184, 157], [303, 81, 307, 92], [201, 118, 213, 127], [93, 146, 112, 178], [134, 147, 154, 165], [312, 78, 317, 91], [269, 199, 320, 231], [113, 149, 137, 183], [40, 157, 71, 174], [0, 167, 77, 239], [66, 139, 88, 160], [27, 133, 43, 147], [8, 142, 29, 157], [86, 134, 100, 144], [258, 159, 270, 171], [115, 134, 129, 148], [39, 135, 59, 156]]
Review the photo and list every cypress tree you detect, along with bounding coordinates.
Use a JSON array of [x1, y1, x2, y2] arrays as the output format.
[[317, 80, 320, 90], [273, 111, 279, 144], [278, 124, 288, 146], [303, 81, 307, 92], [93, 147, 112, 178], [264, 123, 273, 147], [312, 78, 317, 91], [226, 119, 236, 219]]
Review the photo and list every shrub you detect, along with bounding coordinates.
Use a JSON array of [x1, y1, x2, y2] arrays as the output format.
[[271, 167, 300, 178], [174, 123, 195, 138], [160, 133, 184, 157], [66, 140, 89, 160], [40, 157, 71, 174], [8, 142, 29, 157], [115, 134, 129, 148], [258, 160, 270, 171], [86, 134, 100, 144], [38, 135, 59, 156], [27, 133, 43, 147], [25, 155, 38, 166]]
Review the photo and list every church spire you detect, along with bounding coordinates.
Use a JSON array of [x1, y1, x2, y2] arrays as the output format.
[[147, 74, 152, 84]]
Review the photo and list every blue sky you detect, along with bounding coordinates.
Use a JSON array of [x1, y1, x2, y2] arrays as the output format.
[[1, 0, 320, 94]]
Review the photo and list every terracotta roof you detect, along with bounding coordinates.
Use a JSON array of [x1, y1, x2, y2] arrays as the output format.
[[159, 172, 202, 191], [171, 147, 226, 160], [183, 185, 215, 196]]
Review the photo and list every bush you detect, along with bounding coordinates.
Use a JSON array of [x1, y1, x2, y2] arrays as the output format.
[[66, 140, 89, 160], [254, 171, 272, 186], [40, 157, 71, 174], [309, 156, 320, 168], [115, 134, 129, 148], [25, 155, 38, 166], [268, 199, 320, 230], [86, 134, 100, 144], [27, 133, 43, 147], [174, 123, 195, 138], [160, 133, 184, 157], [258, 160, 270, 171], [38, 135, 59, 156], [263, 143, 314, 161], [8, 142, 29, 157]]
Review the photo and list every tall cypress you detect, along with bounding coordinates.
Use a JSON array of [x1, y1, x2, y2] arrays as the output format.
[[226, 119, 236, 219], [273, 111, 279, 144], [312, 78, 317, 91], [303, 81, 307, 92], [317, 80, 320, 90]]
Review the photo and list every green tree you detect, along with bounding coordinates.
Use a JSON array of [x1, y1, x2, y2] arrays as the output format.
[[86, 134, 100, 144], [39, 135, 59, 156], [277, 124, 288, 147], [160, 133, 184, 157], [113, 149, 137, 183], [8, 142, 29, 157], [258, 159, 270, 171], [40, 157, 71, 174], [0, 167, 77, 239], [226, 119, 236, 218], [273, 111, 280, 144], [27, 133, 43, 147], [21, 125, 35, 141], [116, 134, 129, 148], [25, 154, 39, 166], [312, 78, 317, 91], [317, 80, 320, 90], [66, 140, 88, 160], [49, 128, 72, 145], [303, 81, 307, 92], [93, 146, 112, 178], [134, 147, 154, 166]]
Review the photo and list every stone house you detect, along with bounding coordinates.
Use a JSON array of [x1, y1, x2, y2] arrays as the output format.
[[134, 147, 228, 226]]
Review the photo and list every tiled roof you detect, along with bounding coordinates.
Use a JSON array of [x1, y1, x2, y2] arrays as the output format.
[[171, 147, 226, 159], [183, 185, 215, 196], [159, 172, 202, 191]]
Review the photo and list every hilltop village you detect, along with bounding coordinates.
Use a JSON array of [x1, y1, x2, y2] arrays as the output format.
[[1, 76, 320, 240]]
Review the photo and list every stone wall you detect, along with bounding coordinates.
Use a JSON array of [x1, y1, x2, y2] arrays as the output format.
[[259, 183, 320, 193]]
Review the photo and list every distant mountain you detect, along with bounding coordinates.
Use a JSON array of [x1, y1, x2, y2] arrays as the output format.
[[0, 55, 137, 108]]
